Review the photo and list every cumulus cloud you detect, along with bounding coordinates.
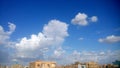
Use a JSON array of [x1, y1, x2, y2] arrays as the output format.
[[98, 35, 120, 43], [1, 21, 119, 65], [71, 12, 98, 26], [43, 20, 69, 44], [71, 13, 88, 26], [15, 20, 69, 60], [90, 16, 98, 22]]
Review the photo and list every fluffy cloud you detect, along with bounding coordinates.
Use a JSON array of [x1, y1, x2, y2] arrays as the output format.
[[71, 12, 98, 26], [71, 13, 88, 26], [15, 20, 69, 59], [0, 20, 69, 65], [90, 16, 98, 22], [1, 21, 119, 65], [43, 20, 69, 44], [99, 35, 120, 43]]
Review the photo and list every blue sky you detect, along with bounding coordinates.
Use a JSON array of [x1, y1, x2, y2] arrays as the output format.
[[0, 0, 120, 65]]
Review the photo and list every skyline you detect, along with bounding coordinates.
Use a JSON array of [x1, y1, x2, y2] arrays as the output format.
[[0, 0, 120, 65]]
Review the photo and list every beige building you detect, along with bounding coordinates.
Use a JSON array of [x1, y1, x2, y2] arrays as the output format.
[[58, 61, 100, 68], [85, 61, 99, 68], [57, 62, 87, 68], [0, 65, 8, 68], [102, 64, 119, 68], [10, 64, 24, 68], [29, 60, 56, 68]]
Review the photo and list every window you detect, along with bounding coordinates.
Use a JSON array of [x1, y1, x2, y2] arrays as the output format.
[[48, 64, 50, 67], [51, 64, 56, 67], [82, 66, 84, 68], [37, 64, 40, 67]]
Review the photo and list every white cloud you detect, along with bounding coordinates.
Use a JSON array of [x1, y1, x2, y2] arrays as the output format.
[[0, 22, 16, 65], [52, 50, 120, 65], [90, 16, 98, 22], [0, 26, 9, 44], [43, 20, 69, 44], [71, 13, 88, 26], [98, 35, 120, 43], [0, 23, 16, 45], [15, 19, 69, 59], [1, 21, 119, 65], [7, 22, 16, 34], [79, 37, 84, 40], [71, 12, 98, 26], [53, 47, 65, 57]]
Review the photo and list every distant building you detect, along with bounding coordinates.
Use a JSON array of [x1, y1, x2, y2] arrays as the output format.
[[81, 65, 86, 68], [58, 61, 100, 68], [74, 62, 87, 68], [58, 62, 87, 68], [85, 61, 99, 68], [29, 60, 56, 68], [112, 60, 120, 68], [102, 64, 120, 68], [10, 64, 24, 68], [0, 65, 8, 68], [105, 64, 113, 68], [24, 66, 29, 68]]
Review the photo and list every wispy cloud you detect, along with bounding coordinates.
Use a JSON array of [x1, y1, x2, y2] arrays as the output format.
[[79, 37, 84, 40], [0, 22, 16, 45], [48, 49, 120, 65], [0, 22, 16, 64]]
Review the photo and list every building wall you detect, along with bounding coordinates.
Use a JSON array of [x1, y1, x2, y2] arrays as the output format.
[[102, 64, 119, 68], [0, 65, 8, 68], [29, 60, 56, 68], [10, 64, 24, 68], [81, 65, 86, 68], [85, 62, 99, 68], [59, 62, 87, 68]]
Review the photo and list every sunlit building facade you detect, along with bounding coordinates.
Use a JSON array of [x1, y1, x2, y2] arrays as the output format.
[[29, 60, 56, 68], [10, 64, 24, 68], [85, 61, 99, 68]]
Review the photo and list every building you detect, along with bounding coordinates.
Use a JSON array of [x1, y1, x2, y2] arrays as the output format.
[[29, 60, 56, 68], [74, 62, 86, 68], [59, 62, 87, 68], [24, 66, 29, 68], [10, 64, 24, 68], [112, 60, 120, 68], [0, 64, 8, 68], [102, 64, 119, 68], [57, 61, 101, 68], [85, 61, 99, 68]]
